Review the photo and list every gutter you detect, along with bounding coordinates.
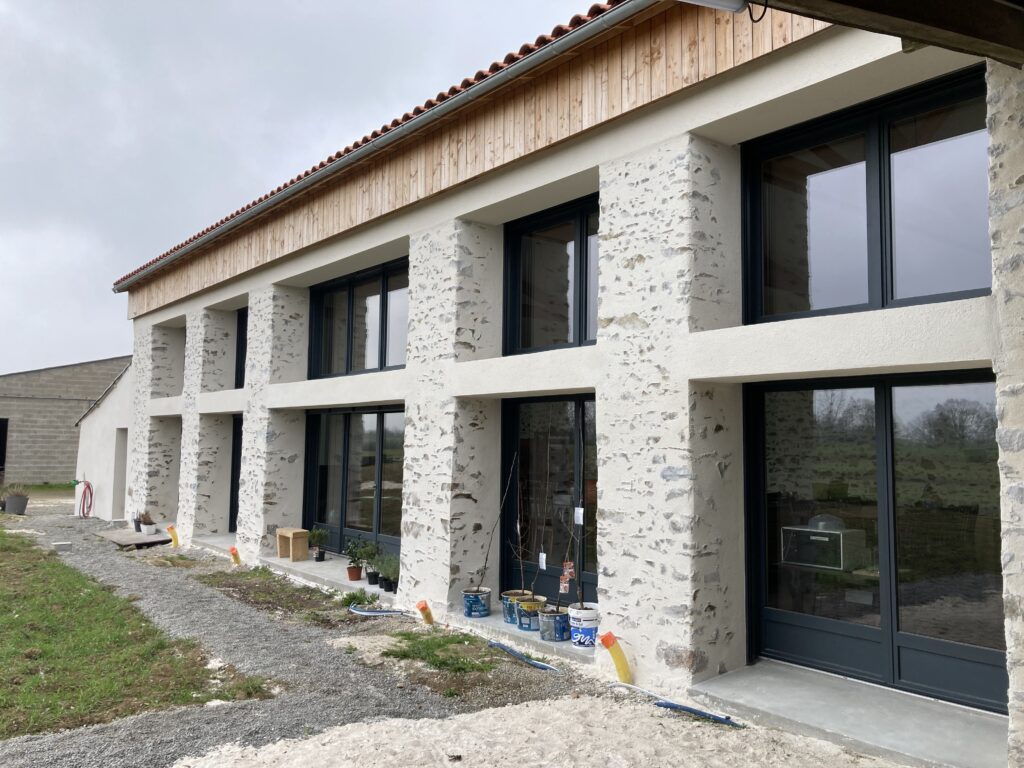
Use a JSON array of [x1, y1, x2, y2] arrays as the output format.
[[113, 0, 664, 294]]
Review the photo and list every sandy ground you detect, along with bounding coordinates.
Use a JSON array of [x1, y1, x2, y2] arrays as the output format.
[[172, 694, 900, 768]]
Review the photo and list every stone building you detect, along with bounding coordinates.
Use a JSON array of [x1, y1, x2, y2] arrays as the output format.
[[103, 1, 1024, 763], [0, 356, 131, 485]]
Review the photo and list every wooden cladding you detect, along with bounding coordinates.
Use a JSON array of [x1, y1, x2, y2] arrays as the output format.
[[128, 4, 827, 318]]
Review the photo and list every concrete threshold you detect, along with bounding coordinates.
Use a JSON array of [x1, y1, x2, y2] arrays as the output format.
[[690, 659, 1007, 768]]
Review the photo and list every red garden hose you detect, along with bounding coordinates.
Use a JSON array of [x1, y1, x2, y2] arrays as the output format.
[[77, 480, 93, 518]]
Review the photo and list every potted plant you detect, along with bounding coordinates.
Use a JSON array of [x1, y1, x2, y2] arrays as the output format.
[[3, 484, 29, 516], [139, 512, 157, 536], [308, 527, 329, 562], [343, 538, 365, 580], [362, 542, 381, 585], [378, 553, 399, 593], [0, 485, 6, 512]]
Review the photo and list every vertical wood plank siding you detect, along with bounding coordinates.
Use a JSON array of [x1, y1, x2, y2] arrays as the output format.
[[128, 6, 825, 317]]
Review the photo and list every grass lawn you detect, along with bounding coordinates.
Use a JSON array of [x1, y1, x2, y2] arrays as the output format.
[[0, 528, 267, 739]]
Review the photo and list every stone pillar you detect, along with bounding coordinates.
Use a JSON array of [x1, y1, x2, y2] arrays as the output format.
[[400, 219, 503, 612], [235, 285, 309, 562], [596, 133, 743, 696], [988, 60, 1024, 765], [126, 324, 184, 523], [177, 310, 242, 547]]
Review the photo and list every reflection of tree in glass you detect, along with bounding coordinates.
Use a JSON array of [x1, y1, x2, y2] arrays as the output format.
[[901, 399, 997, 447], [814, 391, 874, 439]]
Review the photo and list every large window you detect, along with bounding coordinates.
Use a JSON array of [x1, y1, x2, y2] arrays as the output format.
[[745, 68, 989, 322], [505, 195, 599, 354], [308, 259, 409, 377], [748, 371, 1005, 712], [304, 408, 405, 553], [501, 396, 597, 603]]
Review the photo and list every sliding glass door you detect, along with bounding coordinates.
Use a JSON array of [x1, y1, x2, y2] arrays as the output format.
[[501, 396, 597, 603], [748, 372, 1006, 712]]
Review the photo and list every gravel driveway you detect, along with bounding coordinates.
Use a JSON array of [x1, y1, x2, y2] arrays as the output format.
[[0, 510, 459, 768]]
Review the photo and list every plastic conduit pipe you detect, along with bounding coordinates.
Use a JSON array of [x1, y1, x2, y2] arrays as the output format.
[[415, 600, 434, 625], [228, 546, 241, 566], [75, 480, 93, 518], [166, 524, 180, 548], [608, 682, 744, 728], [598, 632, 632, 684], [487, 641, 561, 673], [349, 605, 408, 617]]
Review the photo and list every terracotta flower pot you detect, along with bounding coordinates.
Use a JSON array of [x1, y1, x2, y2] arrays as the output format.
[[346, 564, 363, 581]]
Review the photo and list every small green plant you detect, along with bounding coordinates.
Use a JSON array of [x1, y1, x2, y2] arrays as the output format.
[[377, 553, 400, 582], [382, 630, 495, 674], [307, 527, 329, 550], [343, 538, 366, 567], [340, 588, 374, 607], [359, 541, 380, 569], [442, 687, 460, 698]]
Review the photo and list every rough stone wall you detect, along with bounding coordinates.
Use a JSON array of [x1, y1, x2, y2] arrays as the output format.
[[126, 326, 157, 521], [0, 355, 130, 484], [595, 133, 743, 696], [144, 415, 181, 523], [199, 309, 237, 393], [235, 285, 309, 562], [454, 221, 503, 362], [988, 61, 1024, 765]]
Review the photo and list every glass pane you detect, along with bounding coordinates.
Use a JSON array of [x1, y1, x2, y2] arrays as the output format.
[[514, 402, 577, 578], [763, 135, 869, 315], [385, 269, 409, 367], [319, 289, 348, 376], [583, 400, 597, 572], [345, 413, 378, 532], [351, 278, 381, 372], [519, 219, 576, 349], [893, 382, 1003, 650], [764, 388, 880, 626], [314, 414, 344, 528], [586, 212, 599, 341], [891, 98, 989, 299], [379, 412, 405, 538]]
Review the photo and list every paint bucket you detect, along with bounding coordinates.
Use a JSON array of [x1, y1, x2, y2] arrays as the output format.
[[500, 590, 533, 625], [568, 602, 600, 648], [538, 606, 570, 642], [515, 596, 547, 631], [462, 587, 492, 618]]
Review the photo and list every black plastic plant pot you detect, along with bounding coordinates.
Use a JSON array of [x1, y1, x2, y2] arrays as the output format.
[[367, 571, 380, 585], [133, 519, 142, 533], [386, 580, 397, 593], [379, 577, 392, 591], [315, 549, 326, 562]]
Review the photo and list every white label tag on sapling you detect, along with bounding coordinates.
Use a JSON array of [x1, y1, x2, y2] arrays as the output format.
[[574, 506, 585, 525], [538, 552, 547, 570]]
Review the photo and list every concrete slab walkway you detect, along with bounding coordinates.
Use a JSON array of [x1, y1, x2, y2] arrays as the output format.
[[691, 660, 1008, 768]]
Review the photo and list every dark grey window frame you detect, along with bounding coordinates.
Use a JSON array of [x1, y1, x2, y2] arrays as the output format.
[[742, 66, 988, 324], [302, 405, 404, 556], [0, 417, 7, 475], [743, 368, 1007, 713], [504, 193, 599, 355], [234, 306, 248, 389], [307, 257, 409, 379]]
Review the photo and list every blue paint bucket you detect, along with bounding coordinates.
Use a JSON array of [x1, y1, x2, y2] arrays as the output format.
[[462, 588, 491, 618], [515, 596, 547, 631], [568, 602, 600, 648], [538, 607, 570, 642], [500, 590, 533, 625]]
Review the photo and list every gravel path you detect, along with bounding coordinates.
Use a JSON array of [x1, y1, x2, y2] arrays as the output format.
[[0, 511, 459, 768]]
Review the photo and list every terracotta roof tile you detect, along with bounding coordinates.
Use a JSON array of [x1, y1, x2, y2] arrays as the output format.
[[114, 1, 624, 289]]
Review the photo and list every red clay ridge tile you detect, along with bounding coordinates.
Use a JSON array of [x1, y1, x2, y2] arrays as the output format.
[[114, 0, 628, 288]]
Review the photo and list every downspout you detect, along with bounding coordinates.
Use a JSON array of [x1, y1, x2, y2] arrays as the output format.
[[113, 0, 665, 293]]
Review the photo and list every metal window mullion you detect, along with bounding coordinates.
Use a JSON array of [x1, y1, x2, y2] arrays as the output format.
[[876, 384, 898, 685], [378, 270, 388, 371], [373, 412, 384, 545], [344, 284, 354, 375]]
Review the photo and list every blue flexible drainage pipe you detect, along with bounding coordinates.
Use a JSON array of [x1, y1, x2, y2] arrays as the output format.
[[348, 605, 408, 617], [488, 641, 562, 673], [608, 682, 743, 728]]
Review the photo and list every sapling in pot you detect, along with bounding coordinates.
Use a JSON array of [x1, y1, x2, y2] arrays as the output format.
[[462, 451, 518, 619], [363, 543, 381, 585], [343, 538, 366, 579], [308, 527, 329, 562], [139, 511, 157, 536]]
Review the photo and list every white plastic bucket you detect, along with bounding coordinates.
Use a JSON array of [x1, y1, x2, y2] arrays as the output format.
[[567, 602, 600, 648]]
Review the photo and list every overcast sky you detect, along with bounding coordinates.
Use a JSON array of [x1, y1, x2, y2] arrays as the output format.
[[0, 0, 584, 374]]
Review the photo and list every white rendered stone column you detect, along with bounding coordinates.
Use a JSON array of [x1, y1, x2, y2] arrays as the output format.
[[988, 61, 1024, 765], [125, 324, 183, 524], [235, 285, 309, 563], [400, 219, 503, 612], [596, 133, 743, 696]]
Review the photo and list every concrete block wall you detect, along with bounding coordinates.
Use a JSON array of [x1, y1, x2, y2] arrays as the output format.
[[988, 60, 1024, 764]]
